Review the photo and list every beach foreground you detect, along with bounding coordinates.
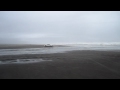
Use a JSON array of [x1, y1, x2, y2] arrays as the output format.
[[0, 50, 120, 79]]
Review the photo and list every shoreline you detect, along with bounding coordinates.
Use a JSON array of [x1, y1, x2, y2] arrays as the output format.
[[0, 44, 68, 49]]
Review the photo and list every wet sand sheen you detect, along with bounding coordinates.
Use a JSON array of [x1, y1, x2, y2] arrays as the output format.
[[0, 50, 120, 79], [0, 45, 120, 56], [0, 59, 52, 64]]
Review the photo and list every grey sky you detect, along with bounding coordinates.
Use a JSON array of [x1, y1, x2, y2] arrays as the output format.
[[0, 11, 120, 44]]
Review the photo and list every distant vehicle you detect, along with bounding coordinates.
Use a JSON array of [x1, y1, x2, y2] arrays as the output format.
[[44, 44, 53, 47]]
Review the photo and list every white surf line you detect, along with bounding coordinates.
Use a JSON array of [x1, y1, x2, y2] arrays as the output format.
[[0, 59, 53, 64]]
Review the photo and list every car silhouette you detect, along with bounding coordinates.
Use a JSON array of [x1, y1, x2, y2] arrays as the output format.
[[44, 44, 53, 47]]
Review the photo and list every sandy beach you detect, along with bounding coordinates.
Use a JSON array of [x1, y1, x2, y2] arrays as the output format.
[[0, 44, 67, 49], [0, 50, 120, 79], [1, 11, 120, 79]]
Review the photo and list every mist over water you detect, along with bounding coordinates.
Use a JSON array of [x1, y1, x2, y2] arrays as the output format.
[[0, 11, 120, 56], [1, 11, 120, 79], [0, 11, 120, 44], [0, 43, 120, 56]]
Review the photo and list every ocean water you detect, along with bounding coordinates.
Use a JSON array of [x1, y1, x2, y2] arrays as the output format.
[[0, 43, 120, 56]]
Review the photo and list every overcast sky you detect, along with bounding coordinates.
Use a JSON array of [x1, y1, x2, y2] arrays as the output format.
[[0, 11, 120, 44]]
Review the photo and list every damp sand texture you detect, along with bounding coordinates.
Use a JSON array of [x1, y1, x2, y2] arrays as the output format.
[[0, 50, 120, 79]]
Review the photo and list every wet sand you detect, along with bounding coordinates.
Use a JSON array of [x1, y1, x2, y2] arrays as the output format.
[[0, 50, 120, 79], [0, 44, 66, 49]]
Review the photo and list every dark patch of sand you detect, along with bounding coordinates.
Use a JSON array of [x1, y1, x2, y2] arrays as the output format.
[[0, 50, 120, 79], [0, 44, 67, 49]]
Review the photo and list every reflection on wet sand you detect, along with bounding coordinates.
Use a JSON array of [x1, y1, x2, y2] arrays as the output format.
[[0, 59, 52, 64], [0, 45, 120, 56]]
